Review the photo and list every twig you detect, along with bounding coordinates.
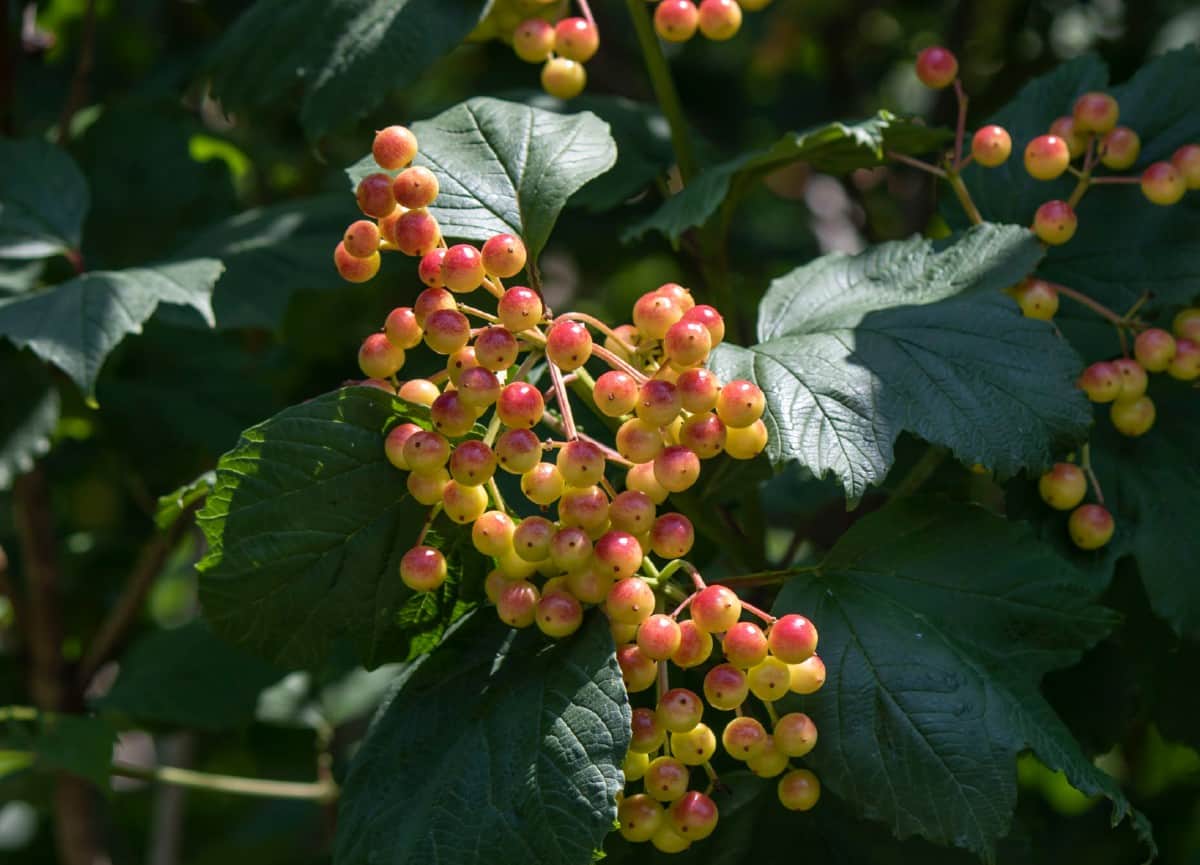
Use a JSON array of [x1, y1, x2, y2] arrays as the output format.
[[886, 151, 947, 178], [547, 362, 578, 440], [739, 599, 777, 625], [55, 0, 97, 144], [557, 312, 637, 355], [13, 468, 64, 712], [952, 79, 968, 170], [415, 504, 443, 545], [0, 542, 24, 638], [1080, 443, 1105, 506], [1046, 281, 1129, 327], [670, 590, 698, 619], [946, 173, 983, 225], [715, 567, 816, 590], [458, 304, 500, 323], [576, 0, 595, 27], [891, 446, 948, 499], [1089, 176, 1140, 185], [111, 761, 338, 803]]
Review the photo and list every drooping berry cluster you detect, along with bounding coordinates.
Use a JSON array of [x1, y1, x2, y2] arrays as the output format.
[[650, 0, 772, 44]]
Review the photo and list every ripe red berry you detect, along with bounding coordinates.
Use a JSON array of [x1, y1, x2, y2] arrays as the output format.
[[441, 244, 486, 293], [1110, 395, 1156, 437], [536, 591, 584, 638], [497, 580, 540, 628], [546, 319, 594, 371], [617, 643, 658, 692], [915, 46, 958, 89], [513, 18, 556, 63], [554, 16, 599, 62], [384, 423, 422, 471], [1172, 144, 1200, 189], [1032, 200, 1077, 246], [392, 166, 439, 209], [343, 220, 381, 258], [497, 286, 543, 332], [449, 440, 497, 486], [668, 791, 719, 841], [636, 380, 682, 428], [594, 370, 639, 417], [430, 390, 477, 438], [1077, 361, 1123, 403], [653, 445, 701, 493], [1133, 328, 1177, 372], [679, 412, 726, 459], [1068, 504, 1115, 550], [1072, 91, 1119, 134], [703, 663, 749, 710], [356, 172, 397, 218], [609, 490, 657, 535], [480, 233, 528, 279], [423, 309, 471, 355], [638, 614, 683, 660], [558, 485, 610, 532], [630, 707, 666, 753], [657, 688, 704, 732], [1112, 358, 1148, 399], [644, 756, 690, 802], [1024, 135, 1071, 181], [1100, 126, 1140, 170], [617, 794, 664, 843], [778, 769, 821, 811], [697, 0, 742, 40], [1038, 462, 1087, 511], [541, 57, 586, 100], [789, 655, 826, 694], [497, 382, 544, 428], [682, 304, 725, 344], [457, 366, 502, 410], [767, 613, 818, 663], [521, 462, 564, 505], [649, 513, 694, 559], [392, 208, 441, 256], [471, 510, 515, 557], [633, 292, 683, 340], [413, 287, 455, 326], [594, 530, 644, 579], [400, 546, 447, 592], [334, 242, 381, 283], [474, 326, 520, 372], [971, 125, 1012, 168], [774, 712, 818, 758], [383, 307, 422, 350], [549, 526, 593, 571], [656, 283, 695, 311], [691, 585, 741, 633], [664, 319, 713, 368], [606, 576, 657, 625], [1141, 162, 1186, 206], [358, 332, 405, 378], [655, 0, 700, 42], [672, 620, 713, 668], [1011, 278, 1058, 321], [372, 125, 418, 170], [723, 621, 768, 668], [722, 716, 769, 761], [402, 429, 450, 473], [715, 379, 765, 428], [495, 428, 541, 474], [677, 368, 722, 413]]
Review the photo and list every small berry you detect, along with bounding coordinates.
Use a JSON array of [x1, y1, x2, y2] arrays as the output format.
[[1077, 361, 1123, 403], [1110, 395, 1156, 437], [594, 371, 640, 417], [703, 663, 749, 710], [724, 419, 768, 460], [334, 243, 381, 283], [778, 769, 821, 811], [617, 643, 659, 692], [606, 577, 657, 625], [556, 439, 605, 487], [497, 580, 540, 628], [384, 307, 422, 349], [915, 46, 958, 89], [431, 390, 477, 438], [774, 712, 818, 758], [558, 485, 610, 532], [457, 366, 502, 410], [746, 656, 791, 702], [617, 794, 664, 843], [481, 233, 528, 278], [413, 287, 456, 326], [565, 566, 614, 605], [441, 244, 486, 293], [1073, 92, 1119, 134], [691, 585, 741, 633], [472, 510, 515, 557], [667, 791, 719, 841], [392, 209, 441, 256], [723, 621, 768, 668], [594, 530, 644, 580], [474, 326, 520, 372], [450, 440, 497, 486], [637, 380, 683, 427], [1168, 339, 1200, 381], [513, 18, 556, 63], [788, 655, 826, 694], [403, 430, 451, 473], [372, 125, 418, 170], [1011, 278, 1058, 320], [546, 320, 594, 371], [358, 332, 405, 378], [1141, 162, 1186, 206], [1032, 200, 1077, 245], [971, 125, 1012, 167], [682, 304, 725, 345], [497, 286, 543, 332], [1049, 116, 1087, 158], [392, 166, 439, 209], [1112, 358, 1148, 399], [384, 423, 422, 471], [484, 569, 509, 605], [633, 292, 683, 339], [541, 58, 586, 100], [407, 468, 448, 505], [1038, 463, 1087, 511], [609, 490, 657, 535], [1133, 328, 1177, 372], [623, 750, 650, 783], [638, 614, 683, 660], [513, 516, 556, 562], [616, 418, 664, 463], [1171, 144, 1200, 189], [655, 0, 700, 42], [664, 319, 713, 368], [626, 461, 669, 504], [536, 591, 583, 638], [631, 706, 667, 753], [670, 723, 717, 766], [446, 347, 478, 385], [497, 382, 545, 428], [550, 526, 593, 571], [644, 756, 690, 802], [606, 323, 640, 359], [554, 17, 599, 62], [423, 309, 471, 355], [657, 688, 704, 733], [767, 613, 818, 663], [697, 0, 742, 40], [1068, 504, 1115, 550], [716, 379, 765, 428], [356, 173, 397, 218], [677, 368, 722, 413], [747, 738, 789, 778], [672, 620, 713, 668], [679, 412, 726, 459], [1024, 135, 1071, 181], [1174, 308, 1200, 342], [521, 462, 565, 505], [649, 513, 694, 559], [650, 824, 691, 854], [495, 428, 541, 474], [653, 445, 701, 493], [722, 716, 769, 761], [1100, 126, 1140, 170], [343, 220, 381, 257], [400, 546, 447, 592], [442, 480, 488, 524]]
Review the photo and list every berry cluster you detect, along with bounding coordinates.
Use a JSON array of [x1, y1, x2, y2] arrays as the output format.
[[470, 0, 600, 100], [650, 0, 772, 44]]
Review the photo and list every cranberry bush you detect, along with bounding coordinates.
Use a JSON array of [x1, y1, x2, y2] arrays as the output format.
[[1, 4, 1199, 865]]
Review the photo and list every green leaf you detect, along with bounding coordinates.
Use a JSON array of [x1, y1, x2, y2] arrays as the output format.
[[0, 259, 223, 398], [774, 499, 1152, 860], [95, 622, 284, 730], [625, 111, 951, 243], [156, 471, 216, 529], [347, 97, 617, 260], [0, 710, 116, 788], [709, 224, 1089, 501], [0, 347, 60, 490], [333, 612, 629, 865], [0, 139, 89, 260], [197, 387, 481, 670], [206, 0, 487, 140]]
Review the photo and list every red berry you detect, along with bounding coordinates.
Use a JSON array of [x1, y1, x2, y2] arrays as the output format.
[[402, 430, 450, 473], [681, 304, 725, 345], [778, 769, 821, 811], [497, 580, 539, 628], [633, 292, 683, 340], [1171, 144, 1200, 189], [1049, 115, 1087, 159], [1133, 328, 1177, 372], [557, 485, 609, 532], [513, 18, 556, 63], [644, 756, 690, 802], [392, 166, 439, 209], [915, 46, 958, 89], [536, 591, 583, 638], [495, 428, 541, 474], [594, 530, 644, 579], [679, 412, 726, 459], [383, 307, 422, 350], [457, 366, 502, 410], [1032, 200, 1077, 245], [423, 308, 471, 355], [657, 283, 695, 310], [449, 440, 497, 486], [617, 643, 658, 692], [774, 712, 818, 758], [413, 287, 456, 326], [594, 370, 639, 417], [441, 244, 486, 293], [653, 445, 701, 493], [430, 390, 477, 438], [1110, 395, 1155, 437], [497, 382, 544, 428], [638, 614, 683, 660], [474, 326, 520, 371], [445, 347, 478, 385], [343, 219, 381, 257], [497, 286, 543, 332], [1141, 162, 1186, 206], [358, 332, 405, 378], [556, 439, 606, 487], [1100, 126, 1140, 170], [400, 546, 447, 592], [546, 319, 593, 371], [649, 513, 694, 559], [630, 707, 666, 753], [549, 526, 593, 571], [722, 716, 769, 761], [609, 490, 657, 535], [1038, 462, 1087, 511], [715, 379, 764, 428], [480, 233, 528, 278], [637, 379, 683, 427], [384, 423, 422, 471], [691, 585, 741, 633], [971, 125, 1012, 168], [697, 0, 742, 40], [655, 0, 699, 42], [1024, 135, 1071, 181], [372, 125, 418, 170], [554, 17, 599, 62], [667, 791, 718, 841], [703, 663, 749, 710], [767, 613, 818, 663], [418, 249, 447, 287], [616, 418, 663, 464], [471, 510, 515, 557], [672, 620, 713, 668], [1077, 360, 1122, 403], [512, 515, 556, 562], [1072, 91, 1119, 134], [356, 172, 397, 218], [723, 621, 768, 668], [392, 208, 441, 256], [334, 242, 380, 283], [606, 576, 656, 625], [541, 57, 586, 100], [657, 688, 703, 732], [1068, 504, 1114, 550], [677, 368, 722, 413], [664, 319, 713, 368]]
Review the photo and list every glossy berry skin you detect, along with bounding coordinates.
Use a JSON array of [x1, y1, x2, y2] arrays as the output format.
[[545, 320, 594, 371], [413, 287, 455, 327], [716, 379, 765, 428], [682, 304, 725, 345], [626, 461, 669, 505], [566, 567, 614, 605], [664, 319, 713, 368], [1100, 126, 1140, 170], [520, 462, 564, 506], [672, 620, 713, 668], [457, 366, 502, 410], [617, 794, 664, 843], [1033, 200, 1077, 245], [617, 644, 658, 692], [392, 166, 439, 209], [550, 526, 593, 572], [654, 445, 701, 493], [400, 546, 447, 591], [679, 413, 726, 459], [606, 577, 657, 625], [446, 347, 478, 385], [356, 173, 396, 218], [723, 621, 768, 669], [1024, 135, 1071, 181], [778, 769, 821, 811], [789, 655, 826, 694], [554, 17, 599, 62], [649, 513, 694, 559], [595, 371, 640, 417], [655, 0, 700, 42], [1073, 92, 1119, 134], [1038, 463, 1087, 511], [358, 333, 405, 378], [637, 380, 683, 427], [442, 481, 488, 524], [384, 423, 422, 471], [775, 712, 819, 758], [512, 516, 555, 562], [335, 243, 381, 283], [397, 379, 437, 406], [372, 125, 418, 170], [638, 614, 683, 661], [449, 440, 496, 486], [657, 688, 704, 732], [1110, 395, 1156, 437], [558, 485, 609, 532], [407, 468, 448, 506], [1012, 278, 1058, 320], [384, 307, 422, 350], [343, 220, 381, 258], [471, 510, 514, 557], [726, 419, 769, 462], [630, 707, 666, 753], [616, 418, 664, 464], [1168, 339, 1200, 381], [1078, 361, 1123, 403], [423, 309, 471, 355], [623, 750, 650, 783], [441, 244, 486, 293], [668, 792, 719, 841], [656, 283, 695, 311], [594, 530, 644, 580], [698, 0, 742, 40], [671, 723, 717, 766], [475, 326, 520, 372], [1172, 144, 1200, 189], [1068, 504, 1115, 550], [392, 209, 441, 256], [633, 292, 683, 340], [971, 125, 1012, 167], [513, 18, 555, 63], [1048, 115, 1086, 158], [691, 585, 741, 634], [555, 439, 604, 487], [497, 286, 543, 332], [644, 756, 690, 802], [536, 591, 583, 638], [609, 490, 657, 535], [651, 824, 690, 854], [1141, 162, 1186, 205], [497, 382, 544, 428], [541, 57, 586, 100], [1112, 358, 1148, 399], [497, 581, 539, 628], [432, 391, 478, 438], [403, 430, 450, 473], [915, 46, 958, 89], [768, 614, 819, 663], [723, 716, 769, 761], [480, 233, 528, 278], [677, 368, 722, 413], [747, 738, 789, 778], [747, 656, 791, 701], [1134, 328, 1177, 372], [703, 663, 748, 710], [495, 428, 541, 474]]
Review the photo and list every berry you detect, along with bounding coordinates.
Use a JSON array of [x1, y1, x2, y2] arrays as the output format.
[[358, 332, 405, 379], [496, 428, 541, 474], [484, 569, 508, 605], [637, 380, 683, 427], [513, 516, 556, 562], [1024, 135, 1071, 181], [655, 0, 700, 42], [1174, 308, 1200, 341], [617, 643, 659, 692], [403, 430, 451, 473], [497, 580, 540, 628], [546, 320, 594, 371], [431, 391, 477, 438], [413, 287, 456, 326], [392, 166, 439, 209], [606, 576, 656, 625], [682, 304, 725, 345], [1047, 115, 1086, 158], [778, 769, 821, 811], [1073, 92, 1119, 134], [691, 585, 741, 633], [407, 468, 449, 505], [607, 324, 640, 359], [1100, 126, 1140, 170], [497, 382, 545, 428], [521, 462, 565, 505], [1078, 361, 1123, 403], [1012, 278, 1058, 320], [536, 591, 583, 638], [513, 18, 555, 63], [774, 712, 818, 757], [497, 549, 538, 581], [1033, 200, 1077, 245], [747, 738, 790, 778], [335, 243, 381, 283], [617, 418, 664, 463], [915, 46, 958, 89], [1038, 463, 1087, 511], [441, 244, 486, 293], [541, 57, 586, 100], [594, 371, 640, 417], [649, 513, 694, 559], [398, 378, 439, 406], [722, 716, 769, 761], [481, 233, 528, 278], [383, 307, 422, 350], [594, 530, 644, 579], [450, 440, 497, 486], [558, 485, 610, 532], [724, 419, 768, 460], [1133, 328, 1177, 372], [442, 480, 488, 524], [565, 566, 614, 605], [471, 510, 515, 557], [673, 620, 713, 668], [392, 209, 441, 256], [664, 319, 713, 368], [356, 173, 396, 218], [626, 463, 669, 506], [657, 688, 704, 732], [703, 663, 748, 709], [638, 614, 682, 660], [1112, 358, 1148, 399], [788, 655, 826, 694], [623, 750, 650, 783], [549, 526, 593, 571], [372, 125, 418, 170], [474, 326, 520, 372], [747, 656, 791, 701], [678, 413, 725, 460], [556, 439, 605, 487], [1171, 144, 1200, 189], [677, 368, 722, 413], [1110, 395, 1155, 437], [670, 723, 717, 766], [384, 423, 422, 471], [667, 792, 719, 841], [343, 220, 381, 258], [722, 621, 768, 668], [654, 445, 701, 493], [633, 292, 683, 339], [446, 347, 479, 385], [457, 366, 502, 410], [609, 490, 657, 535], [768, 613, 818, 663], [697, 0, 742, 40], [1141, 162, 1186, 205], [716, 379, 765, 428], [421, 309, 469, 355], [651, 824, 691, 854], [554, 17, 599, 62], [497, 286, 543, 332], [971, 125, 1012, 168], [617, 794, 664, 843], [644, 756, 691, 802], [1168, 339, 1200, 381], [400, 546, 447, 592], [631, 706, 667, 752], [1068, 504, 1114, 550]]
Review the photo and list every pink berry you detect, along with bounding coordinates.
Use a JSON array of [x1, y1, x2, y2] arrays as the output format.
[[1133, 328, 1177, 372], [457, 366, 502, 410], [480, 233, 528, 278], [497, 580, 540, 628], [445, 347, 478, 385], [513, 18, 556, 63], [768, 614, 818, 663], [546, 319, 594, 371], [392, 209, 441, 256], [343, 220, 381, 258], [649, 513, 694, 559], [550, 526, 593, 571], [418, 248, 447, 287], [1077, 360, 1122, 403], [637, 379, 683, 427], [384, 307, 422, 349], [915, 46, 958, 89], [471, 510, 515, 557], [1024, 135, 1071, 181], [681, 304, 725, 345], [606, 576, 656, 625], [778, 769, 821, 811], [557, 485, 610, 533], [430, 390, 477, 438], [441, 244, 486, 293], [672, 620, 713, 668], [722, 621, 768, 668], [1038, 462, 1087, 511], [402, 430, 450, 473], [1167, 338, 1200, 381], [609, 490, 657, 535], [1171, 144, 1200, 189], [638, 614, 683, 660], [556, 439, 606, 488], [657, 688, 703, 732], [384, 423, 422, 471], [423, 308, 471, 355], [697, 0, 742, 40], [392, 166, 439, 209], [334, 242, 380, 283], [1112, 358, 1148, 399], [654, 0, 699, 42], [1049, 115, 1087, 158], [630, 707, 666, 753], [1100, 126, 1140, 170], [536, 591, 584, 638], [679, 413, 726, 459], [1141, 162, 1186, 206], [625, 460, 669, 504], [664, 319, 713, 368], [358, 332, 405, 379], [372, 125, 418, 170], [554, 17, 599, 62], [356, 172, 396, 218], [497, 382, 544, 428], [656, 283, 695, 311], [1068, 504, 1115, 550], [521, 462, 564, 506], [677, 368, 722, 413], [400, 546, 447, 592], [1072, 91, 1119, 134], [413, 287, 456, 326], [715, 379, 764, 428], [633, 292, 683, 340], [774, 712, 818, 758], [1032, 200, 1077, 245], [668, 792, 718, 841], [690, 585, 741, 633], [971, 125, 1012, 168], [594, 530, 644, 580], [449, 440, 497, 486], [594, 370, 640, 417], [497, 286, 543, 332], [617, 643, 659, 692], [653, 445, 700, 493], [474, 326, 520, 371], [703, 663, 748, 709], [495, 428, 541, 474]]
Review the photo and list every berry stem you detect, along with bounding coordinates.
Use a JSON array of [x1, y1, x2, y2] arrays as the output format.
[[886, 151, 948, 178], [487, 477, 508, 513], [712, 566, 818, 589], [739, 599, 777, 625], [415, 504, 443, 545], [670, 590, 698, 619], [763, 700, 781, 726], [482, 411, 504, 447], [457, 303, 500, 324], [952, 79, 968, 170], [1089, 175, 1141, 185], [1066, 139, 1097, 209], [576, 0, 596, 28], [642, 556, 663, 580], [1046, 281, 1129, 327], [557, 312, 638, 354], [890, 445, 948, 498], [481, 276, 505, 300], [591, 345, 649, 383], [110, 760, 338, 803], [547, 361, 579, 440], [656, 656, 669, 700], [624, 0, 699, 183], [684, 563, 706, 592], [946, 173, 984, 225], [1080, 443, 1105, 506]]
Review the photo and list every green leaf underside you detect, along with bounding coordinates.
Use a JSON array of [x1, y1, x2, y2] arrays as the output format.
[[197, 387, 479, 670], [1, 712, 116, 788], [0, 139, 89, 260], [774, 499, 1151, 860], [346, 97, 618, 260], [333, 612, 629, 865], [206, 0, 489, 139], [709, 224, 1090, 501], [0, 258, 223, 397], [624, 111, 952, 243], [0, 347, 60, 490]]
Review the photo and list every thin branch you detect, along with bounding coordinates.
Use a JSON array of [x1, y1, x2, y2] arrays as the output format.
[[576, 0, 595, 27], [111, 761, 338, 803], [0, 542, 23, 638], [547, 362, 578, 440], [952, 79, 968, 170], [1089, 175, 1140, 185], [739, 599, 776, 625], [591, 345, 648, 383], [1046, 281, 1128, 327], [886, 151, 947, 178], [946, 173, 983, 225], [1081, 443, 1105, 506]]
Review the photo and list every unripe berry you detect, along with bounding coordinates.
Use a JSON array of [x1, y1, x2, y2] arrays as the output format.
[[747, 737, 789, 778], [442, 480, 488, 524], [617, 794, 664, 843], [702, 663, 748, 710], [971, 125, 1012, 168], [558, 485, 610, 532], [392, 209, 441, 256], [676, 368, 722, 413], [670, 723, 717, 766], [788, 654, 826, 694], [407, 468, 449, 505], [774, 712, 818, 758], [698, 0, 742, 40], [513, 18, 556, 62], [649, 513, 694, 559], [672, 620, 713, 668], [657, 688, 703, 733], [631, 706, 666, 753], [617, 643, 658, 692], [400, 546, 447, 592], [432, 391, 477, 439], [392, 166, 439, 209], [638, 614, 683, 661], [1174, 308, 1200, 342], [691, 585, 741, 633], [1100, 126, 1140, 170], [1072, 91, 1119, 134], [497, 286, 543, 332], [668, 791, 718, 842], [334, 243, 381, 283], [372, 125, 418, 170], [1110, 395, 1155, 437], [1038, 462, 1087, 511], [682, 304, 725, 345], [723, 621, 768, 668], [747, 656, 791, 702], [446, 347, 479, 385], [768, 613, 818, 663], [653, 445, 701, 493], [633, 292, 683, 340], [472, 510, 516, 557], [716, 379, 765, 428], [606, 576, 656, 626], [1078, 361, 1123, 403], [724, 419, 769, 460], [606, 324, 640, 359], [679, 412, 726, 459], [521, 462, 564, 505], [361, 378, 394, 394], [413, 287, 455, 326], [498, 548, 538, 582], [554, 17, 599, 62], [1112, 358, 1148, 399], [555, 439, 605, 487], [550, 526, 593, 571], [1033, 200, 1077, 245], [664, 319, 713, 368], [1024, 135, 1071, 181], [1141, 162, 1186, 206], [594, 370, 640, 418], [358, 332, 405, 378], [636, 380, 682, 428], [655, 0, 700, 42], [1068, 504, 1115, 550], [536, 591, 583, 638], [457, 366, 502, 410], [541, 57, 586, 100], [449, 440, 497, 486], [440, 244, 485, 293], [546, 319, 594, 371], [404, 430, 451, 472], [484, 568, 509, 605], [343, 219, 381, 258], [497, 382, 544, 428], [623, 749, 650, 783], [722, 716, 769, 761], [384, 307, 422, 349], [616, 418, 664, 463], [609, 490, 657, 535], [423, 309, 471, 356], [626, 461, 670, 504], [651, 824, 691, 854], [915, 45, 958, 89], [495, 428, 541, 474], [384, 423, 422, 471], [1171, 144, 1200, 189], [1011, 278, 1058, 320], [565, 565, 614, 605], [480, 233, 528, 278], [778, 769, 821, 811], [594, 530, 644, 580], [474, 326, 520, 372], [512, 516, 556, 562], [1049, 115, 1087, 159], [497, 580, 540, 628], [356, 173, 396, 218], [1134, 328, 1177, 372], [1168, 339, 1200, 381], [644, 756, 690, 802]]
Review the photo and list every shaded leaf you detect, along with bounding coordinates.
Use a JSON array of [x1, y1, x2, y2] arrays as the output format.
[[0, 139, 89, 260], [0, 346, 60, 490], [156, 471, 216, 529], [0, 711, 115, 788]]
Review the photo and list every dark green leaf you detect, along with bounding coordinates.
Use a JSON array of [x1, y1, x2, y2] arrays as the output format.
[[207, 0, 488, 140], [0, 711, 115, 788], [0, 139, 89, 260], [156, 471, 216, 529], [197, 387, 480, 669], [347, 97, 617, 260], [625, 111, 951, 243], [0, 347, 60, 490], [334, 612, 629, 865], [0, 259, 223, 398], [709, 225, 1089, 501], [773, 499, 1151, 859]]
